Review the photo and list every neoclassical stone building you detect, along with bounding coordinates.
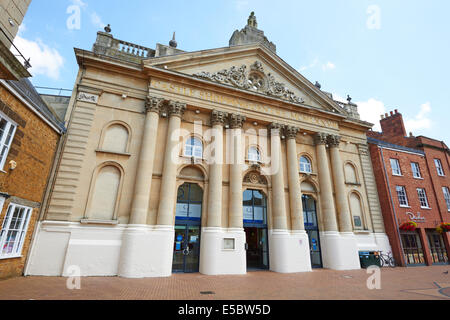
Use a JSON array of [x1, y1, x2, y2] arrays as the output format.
[[25, 13, 391, 277]]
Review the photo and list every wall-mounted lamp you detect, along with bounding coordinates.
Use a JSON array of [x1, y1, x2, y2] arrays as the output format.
[[9, 160, 17, 171]]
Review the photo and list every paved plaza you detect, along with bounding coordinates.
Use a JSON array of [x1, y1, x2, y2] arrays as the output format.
[[0, 266, 449, 300]]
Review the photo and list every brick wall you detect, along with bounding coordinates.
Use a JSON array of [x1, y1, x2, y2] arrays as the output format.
[[0, 84, 60, 278]]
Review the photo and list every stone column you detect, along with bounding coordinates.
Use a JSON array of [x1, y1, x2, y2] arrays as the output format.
[[156, 101, 186, 226], [285, 126, 304, 231], [207, 110, 227, 227], [314, 132, 338, 232], [129, 96, 164, 225], [328, 135, 353, 233], [228, 114, 246, 228], [270, 123, 287, 231]]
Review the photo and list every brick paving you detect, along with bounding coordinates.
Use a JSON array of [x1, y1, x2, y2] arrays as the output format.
[[0, 265, 449, 300]]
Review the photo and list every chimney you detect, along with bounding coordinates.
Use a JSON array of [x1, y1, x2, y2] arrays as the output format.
[[380, 109, 407, 138]]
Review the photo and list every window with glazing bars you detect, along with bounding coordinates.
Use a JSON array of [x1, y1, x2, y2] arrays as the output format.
[[417, 188, 429, 208], [390, 159, 402, 176], [0, 114, 17, 170], [435, 159, 445, 176], [411, 162, 421, 178], [396, 186, 409, 207], [443, 187, 450, 211], [0, 203, 32, 259]]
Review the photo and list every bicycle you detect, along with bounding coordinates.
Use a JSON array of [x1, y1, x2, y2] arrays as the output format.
[[379, 251, 396, 267]]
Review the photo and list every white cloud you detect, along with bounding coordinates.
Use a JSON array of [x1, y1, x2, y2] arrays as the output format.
[[90, 12, 105, 30], [405, 102, 432, 132], [13, 36, 64, 80], [299, 58, 336, 72], [322, 61, 336, 71], [71, 0, 87, 8], [333, 93, 386, 130]]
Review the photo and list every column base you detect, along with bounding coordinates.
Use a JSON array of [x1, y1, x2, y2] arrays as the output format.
[[268, 229, 312, 273], [320, 231, 361, 270], [117, 225, 174, 278], [199, 227, 246, 275]]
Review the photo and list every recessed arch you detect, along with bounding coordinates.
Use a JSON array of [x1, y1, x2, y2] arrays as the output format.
[[344, 161, 359, 184], [348, 190, 365, 230], [85, 161, 124, 221], [99, 120, 132, 154]]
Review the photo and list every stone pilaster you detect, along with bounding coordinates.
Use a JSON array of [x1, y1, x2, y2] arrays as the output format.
[[129, 96, 164, 225], [207, 110, 227, 227], [228, 113, 245, 228], [328, 135, 353, 232], [156, 101, 186, 226], [269, 123, 287, 230], [314, 132, 338, 232], [285, 126, 304, 231]]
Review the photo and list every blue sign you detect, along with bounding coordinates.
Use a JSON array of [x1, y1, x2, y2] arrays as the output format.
[[176, 235, 183, 242]]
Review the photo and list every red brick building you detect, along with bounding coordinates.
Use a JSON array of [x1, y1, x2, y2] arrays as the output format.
[[368, 110, 450, 267]]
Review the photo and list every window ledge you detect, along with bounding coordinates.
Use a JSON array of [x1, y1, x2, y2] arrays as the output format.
[[345, 182, 361, 186], [80, 219, 119, 225], [95, 149, 131, 157], [300, 172, 317, 176], [413, 177, 424, 180], [421, 207, 432, 210], [400, 205, 411, 208], [354, 230, 371, 234], [392, 174, 403, 177], [0, 255, 22, 260]]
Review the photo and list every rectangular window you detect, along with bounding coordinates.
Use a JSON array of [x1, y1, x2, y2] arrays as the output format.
[[417, 188, 430, 208], [443, 187, 450, 211], [0, 114, 17, 170], [411, 162, 422, 178], [390, 159, 402, 176], [0, 203, 32, 259], [396, 186, 409, 207], [435, 159, 445, 176]]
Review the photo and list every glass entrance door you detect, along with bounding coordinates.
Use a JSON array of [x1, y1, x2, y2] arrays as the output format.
[[302, 195, 323, 268], [400, 231, 425, 265], [427, 230, 449, 264], [173, 225, 201, 273], [243, 189, 269, 270], [173, 183, 203, 273]]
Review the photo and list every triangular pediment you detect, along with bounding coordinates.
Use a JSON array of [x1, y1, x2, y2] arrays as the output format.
[[143, 44, 347, 116]]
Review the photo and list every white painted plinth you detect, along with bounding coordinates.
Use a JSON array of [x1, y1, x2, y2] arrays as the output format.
[[320, 231, 361, 270], [117, 225, 174, 278], [268, 229, 312, 273], [199, 227, 246, 275]]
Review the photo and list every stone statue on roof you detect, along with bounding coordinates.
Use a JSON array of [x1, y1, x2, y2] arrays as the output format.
[[247, 12, 258, 28]]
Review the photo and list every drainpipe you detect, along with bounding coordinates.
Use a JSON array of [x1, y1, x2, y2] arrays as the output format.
[[380, 146, 405, 266]]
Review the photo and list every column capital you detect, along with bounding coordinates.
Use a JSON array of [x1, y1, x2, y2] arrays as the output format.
[[268, 123, 284, 136], [284, 126, 299, 140], [314, 132, 329, 145], [145, 96, 165, 114], [229, 114, 246, 129], [327, 134, 341, 148], [168, 101, 187, 118], [211, 110, 229, 126]]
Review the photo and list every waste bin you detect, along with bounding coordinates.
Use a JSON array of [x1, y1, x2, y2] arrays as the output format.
[[359, 251, 370, 268], [359, 251, 381, 268]]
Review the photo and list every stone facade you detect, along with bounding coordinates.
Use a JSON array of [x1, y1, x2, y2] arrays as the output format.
[[25, 14, 391, 278]]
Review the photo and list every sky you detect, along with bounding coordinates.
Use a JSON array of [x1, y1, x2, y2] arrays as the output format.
[[13, 0, 450, 143]]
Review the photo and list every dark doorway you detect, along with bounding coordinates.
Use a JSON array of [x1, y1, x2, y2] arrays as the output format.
[[173, 183, 203, 273], [302, 194, 323, 268], [243, 189, 269, 270]]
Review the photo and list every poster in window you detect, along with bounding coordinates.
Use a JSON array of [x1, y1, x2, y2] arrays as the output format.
[[189, 204, 202, 220], [253, 207, 264, 223], [176, 204, 189, 218], [243, 206, 253, 221]]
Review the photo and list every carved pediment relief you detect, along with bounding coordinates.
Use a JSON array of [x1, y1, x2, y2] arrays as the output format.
[[194, 61, 305, 105]]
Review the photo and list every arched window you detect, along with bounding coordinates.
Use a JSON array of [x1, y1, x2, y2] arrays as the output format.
[[248, 146, 261, 162], [102, 124, 129, 153], [185, 137, 203, 158], [243, 189, 267, 225], [300, 156, 312, 173], [88, 165, 121, 220], [345, 163, 358, 184], [349, 192, 364, 229]]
